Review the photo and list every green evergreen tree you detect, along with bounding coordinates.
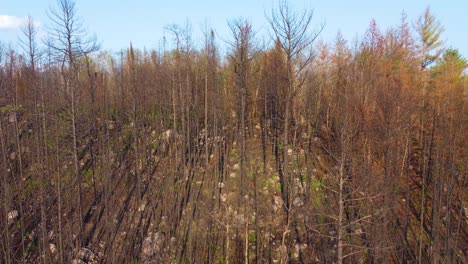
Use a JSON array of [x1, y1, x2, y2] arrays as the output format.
[[416, 7, 445, 68]]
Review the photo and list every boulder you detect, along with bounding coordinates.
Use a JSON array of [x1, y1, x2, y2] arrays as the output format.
[[8, 111, 17, 123], [159, 129, 177, 143], [7, 210, 18, 224], [77, 247, 97, 263], [141, 232, 164, 263], [293, 197, 304, 207], [49, 243, 57, 255]]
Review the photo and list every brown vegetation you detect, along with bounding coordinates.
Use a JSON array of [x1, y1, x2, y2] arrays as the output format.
[[0, 1, 466, 263]]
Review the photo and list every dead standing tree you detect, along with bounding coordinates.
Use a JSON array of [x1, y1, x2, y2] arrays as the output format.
[[227, 19, 255, 263], [267, 1, 323, 261], [19, 15, 53, 263], [46, 0, 99, 255]]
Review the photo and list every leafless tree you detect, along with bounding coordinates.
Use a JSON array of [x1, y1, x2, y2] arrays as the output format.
[[46, 0, 99, 255]]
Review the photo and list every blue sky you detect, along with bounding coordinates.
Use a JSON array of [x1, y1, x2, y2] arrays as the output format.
[[0, 0, 466, 57]]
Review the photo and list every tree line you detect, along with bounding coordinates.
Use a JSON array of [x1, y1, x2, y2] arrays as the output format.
[[0, 0, 466, 263]]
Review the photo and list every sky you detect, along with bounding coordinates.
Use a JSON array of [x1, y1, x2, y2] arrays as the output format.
[[0, 0, 467, 57]]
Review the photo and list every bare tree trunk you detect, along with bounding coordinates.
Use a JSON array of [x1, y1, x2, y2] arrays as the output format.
[[0, 118, 11, 264], [55, 115, 65, 263], [337, 147, 346, 264], [205, 73, 209, 167], [13, 76, 27, 262], [70, 88, 84, 245]]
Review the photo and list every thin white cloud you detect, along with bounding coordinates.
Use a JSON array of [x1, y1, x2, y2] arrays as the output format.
[[0, 15, 23, 29], [0, 15, 41, 30]]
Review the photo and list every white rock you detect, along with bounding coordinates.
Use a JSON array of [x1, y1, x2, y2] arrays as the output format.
[[77, 247, 96, 262], [8, 112, 16, 123], [142, 232, 164, 261], [273, 196, 284, 212], [159, 129, 177, 142], [49, 243, 57, 255], [293, 197, 304, 207], [48, 231, 54, 240], [138, 202, 146, 212], [7, 210, 18, 224], [235, 214, 246, 226], [221, 194, 227, 202], [293, 244, 300, 258]]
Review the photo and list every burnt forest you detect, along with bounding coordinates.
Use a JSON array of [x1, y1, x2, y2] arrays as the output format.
[[0, 0, 467, 263]]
